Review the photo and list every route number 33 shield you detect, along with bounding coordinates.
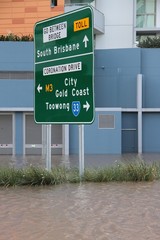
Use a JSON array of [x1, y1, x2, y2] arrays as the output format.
[[72, 101, 81, 117]]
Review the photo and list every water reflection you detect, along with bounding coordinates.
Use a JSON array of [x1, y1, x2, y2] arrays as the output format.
[[1, 153, 160, 169], [0, 182, 160, 240]]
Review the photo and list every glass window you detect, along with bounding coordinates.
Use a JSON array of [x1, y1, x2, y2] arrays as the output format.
[[136, 0, 156, 28], [51, 0, 57, 7]]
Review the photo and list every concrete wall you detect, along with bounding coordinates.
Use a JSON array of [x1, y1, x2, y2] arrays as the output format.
[[0, 42, 34, 108], [69, 110, 121, 154], [70, 48, 160, 154], [141, 49, 160, 108], [94, 48, 141, 108], [0, 42, 34, 71], [143, 113, 160, 152], [157, 0, 160, 27], [0, 80, 33, 108], [95, 0, 134, 49]]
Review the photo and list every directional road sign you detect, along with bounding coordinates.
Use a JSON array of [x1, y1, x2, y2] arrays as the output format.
[[34, 6, 94, 124]]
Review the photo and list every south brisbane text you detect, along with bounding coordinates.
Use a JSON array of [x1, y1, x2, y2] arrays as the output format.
[[36, 43, 80, 59], [54, 43, 80, 54]]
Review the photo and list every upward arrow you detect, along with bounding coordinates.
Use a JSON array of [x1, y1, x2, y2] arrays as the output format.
[[83, 35, 89, 48]]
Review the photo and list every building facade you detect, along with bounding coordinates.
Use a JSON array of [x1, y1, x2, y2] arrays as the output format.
[[0, 0, 160, 155], [1, 0, 160, 48], [0, 0, 64, 36], [65, 0, 160, 49], [70, 48, 160, 154]]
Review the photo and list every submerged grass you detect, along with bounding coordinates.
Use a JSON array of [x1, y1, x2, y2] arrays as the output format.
[[0, 161, 160, 187], [84, 161, 160, 182]]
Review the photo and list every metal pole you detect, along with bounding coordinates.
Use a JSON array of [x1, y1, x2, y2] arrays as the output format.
[[79, 125, 84, 177], [42, 124, 47, 159], [46, 124, 51, 171]]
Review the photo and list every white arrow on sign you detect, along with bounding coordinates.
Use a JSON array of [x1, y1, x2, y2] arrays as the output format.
[[37, 84, 43, 93], [83, 35, 89, 48], [83, 101, 90, 111]]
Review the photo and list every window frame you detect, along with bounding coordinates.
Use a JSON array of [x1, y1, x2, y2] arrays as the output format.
[[136, 0, 156, 28], [51, 0, 58, 7]]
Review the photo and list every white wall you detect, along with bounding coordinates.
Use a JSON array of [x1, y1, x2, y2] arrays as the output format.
[[95, 0, 134, 49], [156, 0, 160, 28]]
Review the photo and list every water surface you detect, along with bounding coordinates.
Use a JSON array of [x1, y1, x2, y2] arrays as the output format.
[[1, 181, 160, 240], [1, 154, 160, 240]]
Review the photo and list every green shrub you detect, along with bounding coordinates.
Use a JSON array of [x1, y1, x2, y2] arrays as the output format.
[[0, 33, 33, 41], [138, 36, 160, 48], [84, 162, 159, 182]]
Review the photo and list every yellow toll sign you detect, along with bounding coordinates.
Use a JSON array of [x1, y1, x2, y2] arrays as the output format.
[[74, 17, 89, 32]]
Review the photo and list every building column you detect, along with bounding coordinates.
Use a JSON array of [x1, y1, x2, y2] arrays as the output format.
[[62, 125, 69, 155]]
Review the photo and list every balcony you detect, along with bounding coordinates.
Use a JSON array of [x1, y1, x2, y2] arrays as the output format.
[[64, 4, 105, 34]]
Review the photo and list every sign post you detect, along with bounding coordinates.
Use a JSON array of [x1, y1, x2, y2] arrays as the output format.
[[79, 125, 84, 176], [34, 6, 94, 173]]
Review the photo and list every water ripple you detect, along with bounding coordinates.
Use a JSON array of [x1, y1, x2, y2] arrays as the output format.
[[0, 182, 160, 240]]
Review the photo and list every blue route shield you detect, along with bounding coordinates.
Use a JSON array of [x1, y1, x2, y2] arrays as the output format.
[[72, 101, 81, 117]]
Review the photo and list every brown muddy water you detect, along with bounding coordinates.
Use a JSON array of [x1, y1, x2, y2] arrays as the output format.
[[0, 182, 160, 240], [1, 154, 160, 240]]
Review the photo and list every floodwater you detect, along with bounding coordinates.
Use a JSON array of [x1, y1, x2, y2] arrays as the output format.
[[1, 154, 160, 240], [1, 182, 160, 240], [1, 153, 160, 169]]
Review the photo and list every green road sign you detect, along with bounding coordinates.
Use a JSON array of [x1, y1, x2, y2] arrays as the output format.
[[34, 6, 94, 124]]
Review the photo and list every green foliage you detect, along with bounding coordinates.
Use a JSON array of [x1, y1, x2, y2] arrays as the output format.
[[67, 168, 81, 183], [0, 33, 33, 41], [138, 36, 160, 48], [84, 162, 159, 182], [0, 161, 160, 187]]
